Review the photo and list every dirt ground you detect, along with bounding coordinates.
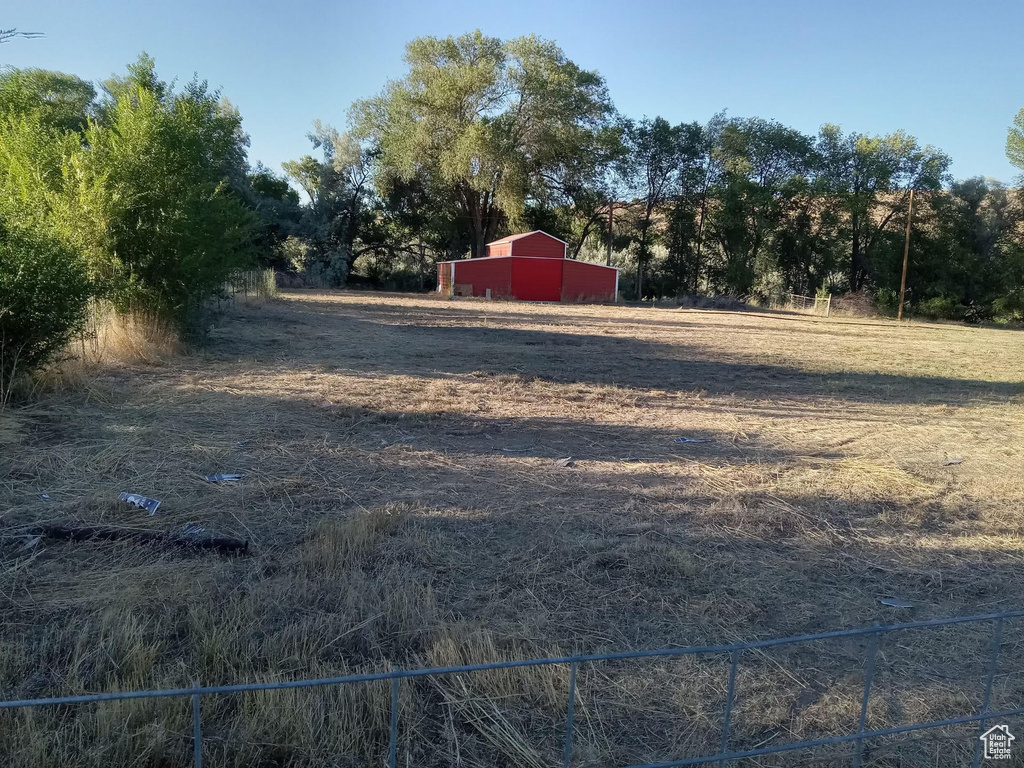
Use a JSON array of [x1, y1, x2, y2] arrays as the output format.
[[2, 290, 1024, 767]]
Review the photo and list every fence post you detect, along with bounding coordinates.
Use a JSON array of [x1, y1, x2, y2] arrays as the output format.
[[389, 674, 399, 768], [717, 649, 741, 767], [853, 630, 882, 768], [972, 618, 1005, 768], [192, 692, 203, 768], [564, 660, 578, 768]]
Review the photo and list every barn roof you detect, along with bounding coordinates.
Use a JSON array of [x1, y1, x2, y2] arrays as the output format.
[[486, 230, 570, 247]]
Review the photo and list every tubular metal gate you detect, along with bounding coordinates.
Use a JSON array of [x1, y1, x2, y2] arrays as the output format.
[[1, 611, 1021, 767]]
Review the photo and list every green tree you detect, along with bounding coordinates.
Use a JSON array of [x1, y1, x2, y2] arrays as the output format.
[[0, 68, 96, 134], [914, 178, 1023, 317], [622, 117, 699, 298], [1008, 109, 1024, 176], [0, 225, 91, 402], [817, 125, 950, 291], [663, 115, 729, 296], [76, 57, 260, 332], [708, 118, 815, 297], [249, 164, 299, 204], [770, 178, 846, 296], [534, 119, 627, 258], [242, 163, 302, 270], [0, 109, 92, 397], [284, 121, 373, 284], [377, 174, 470, 274], [352, 31, 614, 259]]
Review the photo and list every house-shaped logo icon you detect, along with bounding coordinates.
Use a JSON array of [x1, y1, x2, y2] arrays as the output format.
[[979, 724, 1015, 760]]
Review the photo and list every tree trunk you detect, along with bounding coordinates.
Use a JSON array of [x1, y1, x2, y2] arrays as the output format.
[[458, 185, 485, 259], [484, 198, 501, 249], [850, 210, 861, 291], [419, 239, 427, 291], [472, 195, 485, 259], [637, 225, 649, 301], [694, 193, 708, 294]]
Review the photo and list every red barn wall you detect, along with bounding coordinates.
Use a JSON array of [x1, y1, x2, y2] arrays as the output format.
[[511, 258, 563, 301], [485, 242, 512, 258], [561, 260, 617, 302], [452, 258, 512, 297], [509, 233, 566, 259]]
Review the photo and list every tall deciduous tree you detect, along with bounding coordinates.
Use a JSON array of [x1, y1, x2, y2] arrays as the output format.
[[352, 31, 614, 259], [920, 178, 1023, 311], [76, 57, 260, 331], [622, 117, 699, 298], [534, 119, 627, 259], [284, 121, 373, 284], [817, 126, 950, 290], [708, 118, 815, 296]]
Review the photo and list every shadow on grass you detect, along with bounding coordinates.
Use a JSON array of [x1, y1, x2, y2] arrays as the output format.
[[3, 293, 1023, 768], [208, 297, 1024, 406]]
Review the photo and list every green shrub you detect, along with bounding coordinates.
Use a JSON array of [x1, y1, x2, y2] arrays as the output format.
[[915, 296, 961, 321], [873, 288, 899, 317], [993, 292, 1024, 322], [960, 303, 991, 324], [0, 226, 91, 401]]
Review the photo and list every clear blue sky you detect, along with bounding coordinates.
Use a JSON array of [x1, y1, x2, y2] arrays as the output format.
[[4, 0, 1022, 183]]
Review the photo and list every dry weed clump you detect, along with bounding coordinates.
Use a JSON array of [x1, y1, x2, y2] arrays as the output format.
[[30, 304, 182, 397], [2, 290, 1024, 766]]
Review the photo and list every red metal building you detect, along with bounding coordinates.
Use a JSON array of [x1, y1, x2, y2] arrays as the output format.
[[437, 231, 618, 302]]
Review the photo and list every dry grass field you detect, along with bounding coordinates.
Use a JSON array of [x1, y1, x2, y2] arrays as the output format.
[[2, 290, 1024, 767]]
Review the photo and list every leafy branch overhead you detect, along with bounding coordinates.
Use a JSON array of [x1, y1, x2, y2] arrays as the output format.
[[0, 28, 43, 45]]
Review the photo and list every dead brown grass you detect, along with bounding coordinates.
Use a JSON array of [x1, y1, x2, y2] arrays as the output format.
[[28, 304, 182, 400], [2, 290, 1023, 766]]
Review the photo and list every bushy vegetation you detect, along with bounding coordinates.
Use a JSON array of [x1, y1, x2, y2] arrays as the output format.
[[0, 225, 91, 401], [0, 54, 272, 393]]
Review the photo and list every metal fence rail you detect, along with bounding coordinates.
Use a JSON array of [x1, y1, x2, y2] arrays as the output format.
[[776, 292, 832, 317], [222, 268, 278, 303], [2, 611, 1021, 767]]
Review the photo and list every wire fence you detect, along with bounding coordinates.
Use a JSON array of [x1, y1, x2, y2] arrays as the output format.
[[1, 611, 1020, 766], [222, 268, 278, 303], [784, 292, 832, 317]]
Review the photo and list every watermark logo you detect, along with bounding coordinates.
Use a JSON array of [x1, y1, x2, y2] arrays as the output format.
[[979, 724, 1015, 760]]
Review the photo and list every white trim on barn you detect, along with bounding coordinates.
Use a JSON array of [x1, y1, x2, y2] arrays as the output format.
[[486, 230, 572, 247], [437, 255, 619, 271]]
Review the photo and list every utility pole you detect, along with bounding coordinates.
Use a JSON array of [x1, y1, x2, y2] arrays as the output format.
[[897, 189, 914, 321], [605, 203, 614, 266]]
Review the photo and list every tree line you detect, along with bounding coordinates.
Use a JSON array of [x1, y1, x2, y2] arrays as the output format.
[[2, 32, 1024, 395], [277, 31, 1024, 322]]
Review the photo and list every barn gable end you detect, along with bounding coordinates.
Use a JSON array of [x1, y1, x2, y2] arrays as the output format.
[[485, 231, 567, 259]]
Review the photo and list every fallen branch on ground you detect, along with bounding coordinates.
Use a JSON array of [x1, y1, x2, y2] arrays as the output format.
[[26, 524, 249, 554]]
